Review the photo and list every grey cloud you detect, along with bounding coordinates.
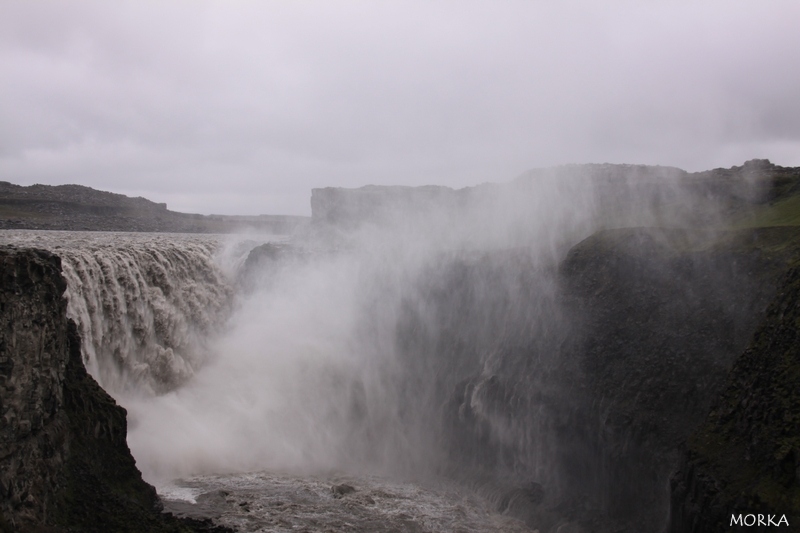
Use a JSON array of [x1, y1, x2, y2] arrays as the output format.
[[1, 1, 799, 215]]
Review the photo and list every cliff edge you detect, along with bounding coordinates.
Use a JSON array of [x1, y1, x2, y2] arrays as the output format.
[[0, 246, 227, 532]]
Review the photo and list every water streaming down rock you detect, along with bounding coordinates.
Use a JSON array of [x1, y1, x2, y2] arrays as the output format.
[[62, 245, 232, 395], [1, 231, 238, 396]]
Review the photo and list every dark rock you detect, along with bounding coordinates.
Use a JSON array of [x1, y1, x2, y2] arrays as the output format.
[[0, 247, 69, 528], [0, 246, 232, 533], [331, 483, 356, 498], [669, 265, 800, 532], [238, 241, 311, 290], [422, 226, 800, 532]]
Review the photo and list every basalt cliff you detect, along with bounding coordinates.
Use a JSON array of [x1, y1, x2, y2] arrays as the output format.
[[669, 262, 800, 531], [0, 247, 229, 532]]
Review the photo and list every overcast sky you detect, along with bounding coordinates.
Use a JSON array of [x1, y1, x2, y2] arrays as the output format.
[[1, 1, 799, 215]]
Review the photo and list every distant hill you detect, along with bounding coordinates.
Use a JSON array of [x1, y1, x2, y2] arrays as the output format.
[[0, 181, 309, 233], [310, 159, 800, 231], [5, 159, 798, 234]]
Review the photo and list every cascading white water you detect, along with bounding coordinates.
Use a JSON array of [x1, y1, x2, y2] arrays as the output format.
[[115, 170, 623, 488], [0, 231, 246, 396], [63, 242, 232, 395]]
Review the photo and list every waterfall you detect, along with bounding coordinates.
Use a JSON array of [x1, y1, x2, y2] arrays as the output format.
[[60, 241, 234, 396], [2, 231, 240, 397], [0, 164, 762, 532]]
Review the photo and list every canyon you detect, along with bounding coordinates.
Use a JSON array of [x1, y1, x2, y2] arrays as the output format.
[[0, 160, 798, 532]]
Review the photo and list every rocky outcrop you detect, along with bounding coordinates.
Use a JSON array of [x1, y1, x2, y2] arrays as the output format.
[[0, 246, 229, 532], [669, 264, 800, 532], [0, 247, 70, 529], [416, 226, 799, 532], [557, 227, 798, 532]]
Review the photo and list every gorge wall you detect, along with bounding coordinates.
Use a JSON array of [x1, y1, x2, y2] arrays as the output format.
[[0, 246, 228, 532], [669, 263, 800, 531], [0, 247, 70, 529], [309, 160, 785, 234], [1, 160, 798, 532], [390, 226, 797, 532], [306, 160, 800, 531]]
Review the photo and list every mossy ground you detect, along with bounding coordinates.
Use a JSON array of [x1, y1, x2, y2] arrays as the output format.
[[734, 193, 800, 228]]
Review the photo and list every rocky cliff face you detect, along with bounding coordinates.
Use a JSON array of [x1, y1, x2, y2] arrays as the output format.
[[557, 227, 798, 532], [0, 246, 228, 532], [669, 263, 800, 532], [392, 226, 799, 532], [310, 184, 464, 228], [0, 247, 70, 529]]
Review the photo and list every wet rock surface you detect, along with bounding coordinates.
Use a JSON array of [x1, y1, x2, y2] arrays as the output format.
[[425, 227, 800, 532], [0, 247, 70, 529], [2, 159, 799, 532], [556, 227, 796, 531], [0, 246, 231, 532], [669, 264, 800, 532], [331, 483, 357, 498]]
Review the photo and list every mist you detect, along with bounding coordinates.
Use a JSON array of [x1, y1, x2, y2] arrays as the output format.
[[101, 164, 745, 490], [0, 158, 775, 531]]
